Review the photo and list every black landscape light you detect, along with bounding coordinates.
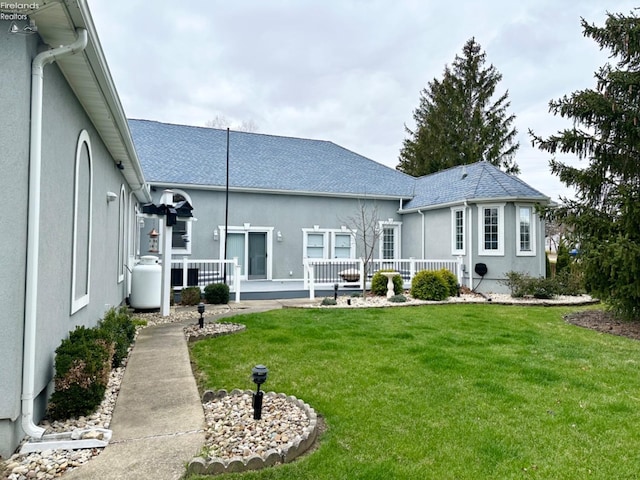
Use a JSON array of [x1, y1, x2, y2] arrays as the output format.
[[197, 302, 205, 328], [251, 364, 268, 420], [334, 283, 339, 301]]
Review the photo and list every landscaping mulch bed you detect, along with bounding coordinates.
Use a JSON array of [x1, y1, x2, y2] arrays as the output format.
[[565, 310, 640, 341]]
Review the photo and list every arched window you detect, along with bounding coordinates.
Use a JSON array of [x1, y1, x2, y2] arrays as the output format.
[[71, 130, 93, 313]]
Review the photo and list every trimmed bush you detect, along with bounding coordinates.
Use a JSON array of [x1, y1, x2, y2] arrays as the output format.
[[437, 268, 459, 297], [181, 286, 202, 305], [501, 271, 562, 299], [204, 283, 230, 304], [99, 307, 136, 368], [371, 270, 403, 296], [321, 297, 337, 306], [48, 326, 114, 420], [411, 270, 449, 301], [389, 294, 407, 303]]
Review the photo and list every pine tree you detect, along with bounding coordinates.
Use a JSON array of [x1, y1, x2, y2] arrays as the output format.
[[531, 11, 640, 319], [397, 38, 519, 176]]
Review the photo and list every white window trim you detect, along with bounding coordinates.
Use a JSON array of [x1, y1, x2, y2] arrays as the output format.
[[477, 203, 505, 256], [516, 204, 536, 257], [378, 221, 402, 259], [330, 228, 357, 259], [71, 130, 93, 314], [302, 227, 330, 259], [451, 207, 466, 255]]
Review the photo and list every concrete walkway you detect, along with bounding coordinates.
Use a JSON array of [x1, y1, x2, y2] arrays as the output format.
[[64, 299, 309, 480]]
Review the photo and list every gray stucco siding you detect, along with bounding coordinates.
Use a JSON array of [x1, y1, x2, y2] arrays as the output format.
[[1, 44, 135, 455], [0, 23, 37, 426], [148, 187, 402, 280]]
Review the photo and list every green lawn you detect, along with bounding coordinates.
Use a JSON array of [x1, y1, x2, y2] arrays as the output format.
[[188, 304, 640, 480]]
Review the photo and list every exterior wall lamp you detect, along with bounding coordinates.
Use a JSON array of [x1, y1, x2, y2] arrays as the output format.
[[213, 229, 219, 241], [106, 191, 117, 202], [251, 365, 268, 420], [277, 231, 283, 242]]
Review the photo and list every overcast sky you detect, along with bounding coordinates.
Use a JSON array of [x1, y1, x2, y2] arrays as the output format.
[[88, 1, 635, 201]]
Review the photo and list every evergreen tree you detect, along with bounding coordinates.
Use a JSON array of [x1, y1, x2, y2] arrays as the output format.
[[531, 11, 640, 319], [398, 38, 519, 176]]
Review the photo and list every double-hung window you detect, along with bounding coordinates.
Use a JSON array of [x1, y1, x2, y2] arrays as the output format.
[[451, 207, 465, 255], [477, 204, 505, 256], [303, 227, 356, 259], [305, 231, 327, 258], [516, 205, 536, 256]]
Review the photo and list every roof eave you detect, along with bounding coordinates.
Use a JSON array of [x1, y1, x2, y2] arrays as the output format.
[[400, 195, 551, 214], [147, 181, 414, 201], [25, 0, 150, 202]]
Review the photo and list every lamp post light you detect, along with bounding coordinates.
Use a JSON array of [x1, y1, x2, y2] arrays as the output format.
[[197, 302, 205, 329], [251, 364, 268, 420], [333, 283, 339, 301]]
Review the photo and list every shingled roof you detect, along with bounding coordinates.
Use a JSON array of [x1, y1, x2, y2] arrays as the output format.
[[129, 119, 415, 198], [129, 119, 549, 208], [402, 162, 549, 211]]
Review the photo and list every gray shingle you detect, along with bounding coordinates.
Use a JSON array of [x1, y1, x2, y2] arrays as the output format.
[[403, 162, 549, 210], [129, 119, 549, 208]]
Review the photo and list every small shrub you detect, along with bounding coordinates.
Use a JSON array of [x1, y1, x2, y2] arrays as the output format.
[[48, 326, 113, 420], [351, 292, 362, 298], [555, 268, 585, 296], [204, 283, 230, 304], [437, 268, 459, 297], [371, 270, 403, 296], [99, 307, 136, 368], [501, 271, 561, 299], [132, 318, 147, 328], [321, 297, 337, 306], [389, 294, 407, 303], [501, 271, 530, 298], [181, 286, 202, 305], [529, 277, 557, 299], [411, 270, 449, 301]]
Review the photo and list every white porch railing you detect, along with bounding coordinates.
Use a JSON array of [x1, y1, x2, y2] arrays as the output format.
[[303, 257, 463, 299], [170, 257, 241, 303]]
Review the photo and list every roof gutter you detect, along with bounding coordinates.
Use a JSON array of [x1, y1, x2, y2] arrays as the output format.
[[22, 27, 88, 441]]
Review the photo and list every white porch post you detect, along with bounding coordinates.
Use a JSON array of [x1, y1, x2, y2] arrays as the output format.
[[160, 190, 173, 317], [233, 257, 241, 303]]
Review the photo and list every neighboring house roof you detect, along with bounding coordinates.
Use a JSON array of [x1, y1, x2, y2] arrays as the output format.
[[402, 162, 550, 211], [6, 0, 150, 201], [128, 119, 416, 199]]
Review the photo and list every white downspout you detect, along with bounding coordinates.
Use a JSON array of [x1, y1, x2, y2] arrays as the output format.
[[22, 28, 88, 440], [418, 210, 425, 258], [465, 201, 473, 290]]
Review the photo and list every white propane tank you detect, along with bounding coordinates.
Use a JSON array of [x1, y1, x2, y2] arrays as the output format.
[[130, 255, 161, 309]]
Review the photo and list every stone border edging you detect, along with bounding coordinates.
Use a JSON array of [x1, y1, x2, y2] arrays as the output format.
[[186, 390, 318, 476], [283, 297, 601, 309], [186, 323, 246, 343]]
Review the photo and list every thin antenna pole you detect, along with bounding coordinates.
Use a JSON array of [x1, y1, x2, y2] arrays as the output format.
[[223, 128, 230, 283]]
